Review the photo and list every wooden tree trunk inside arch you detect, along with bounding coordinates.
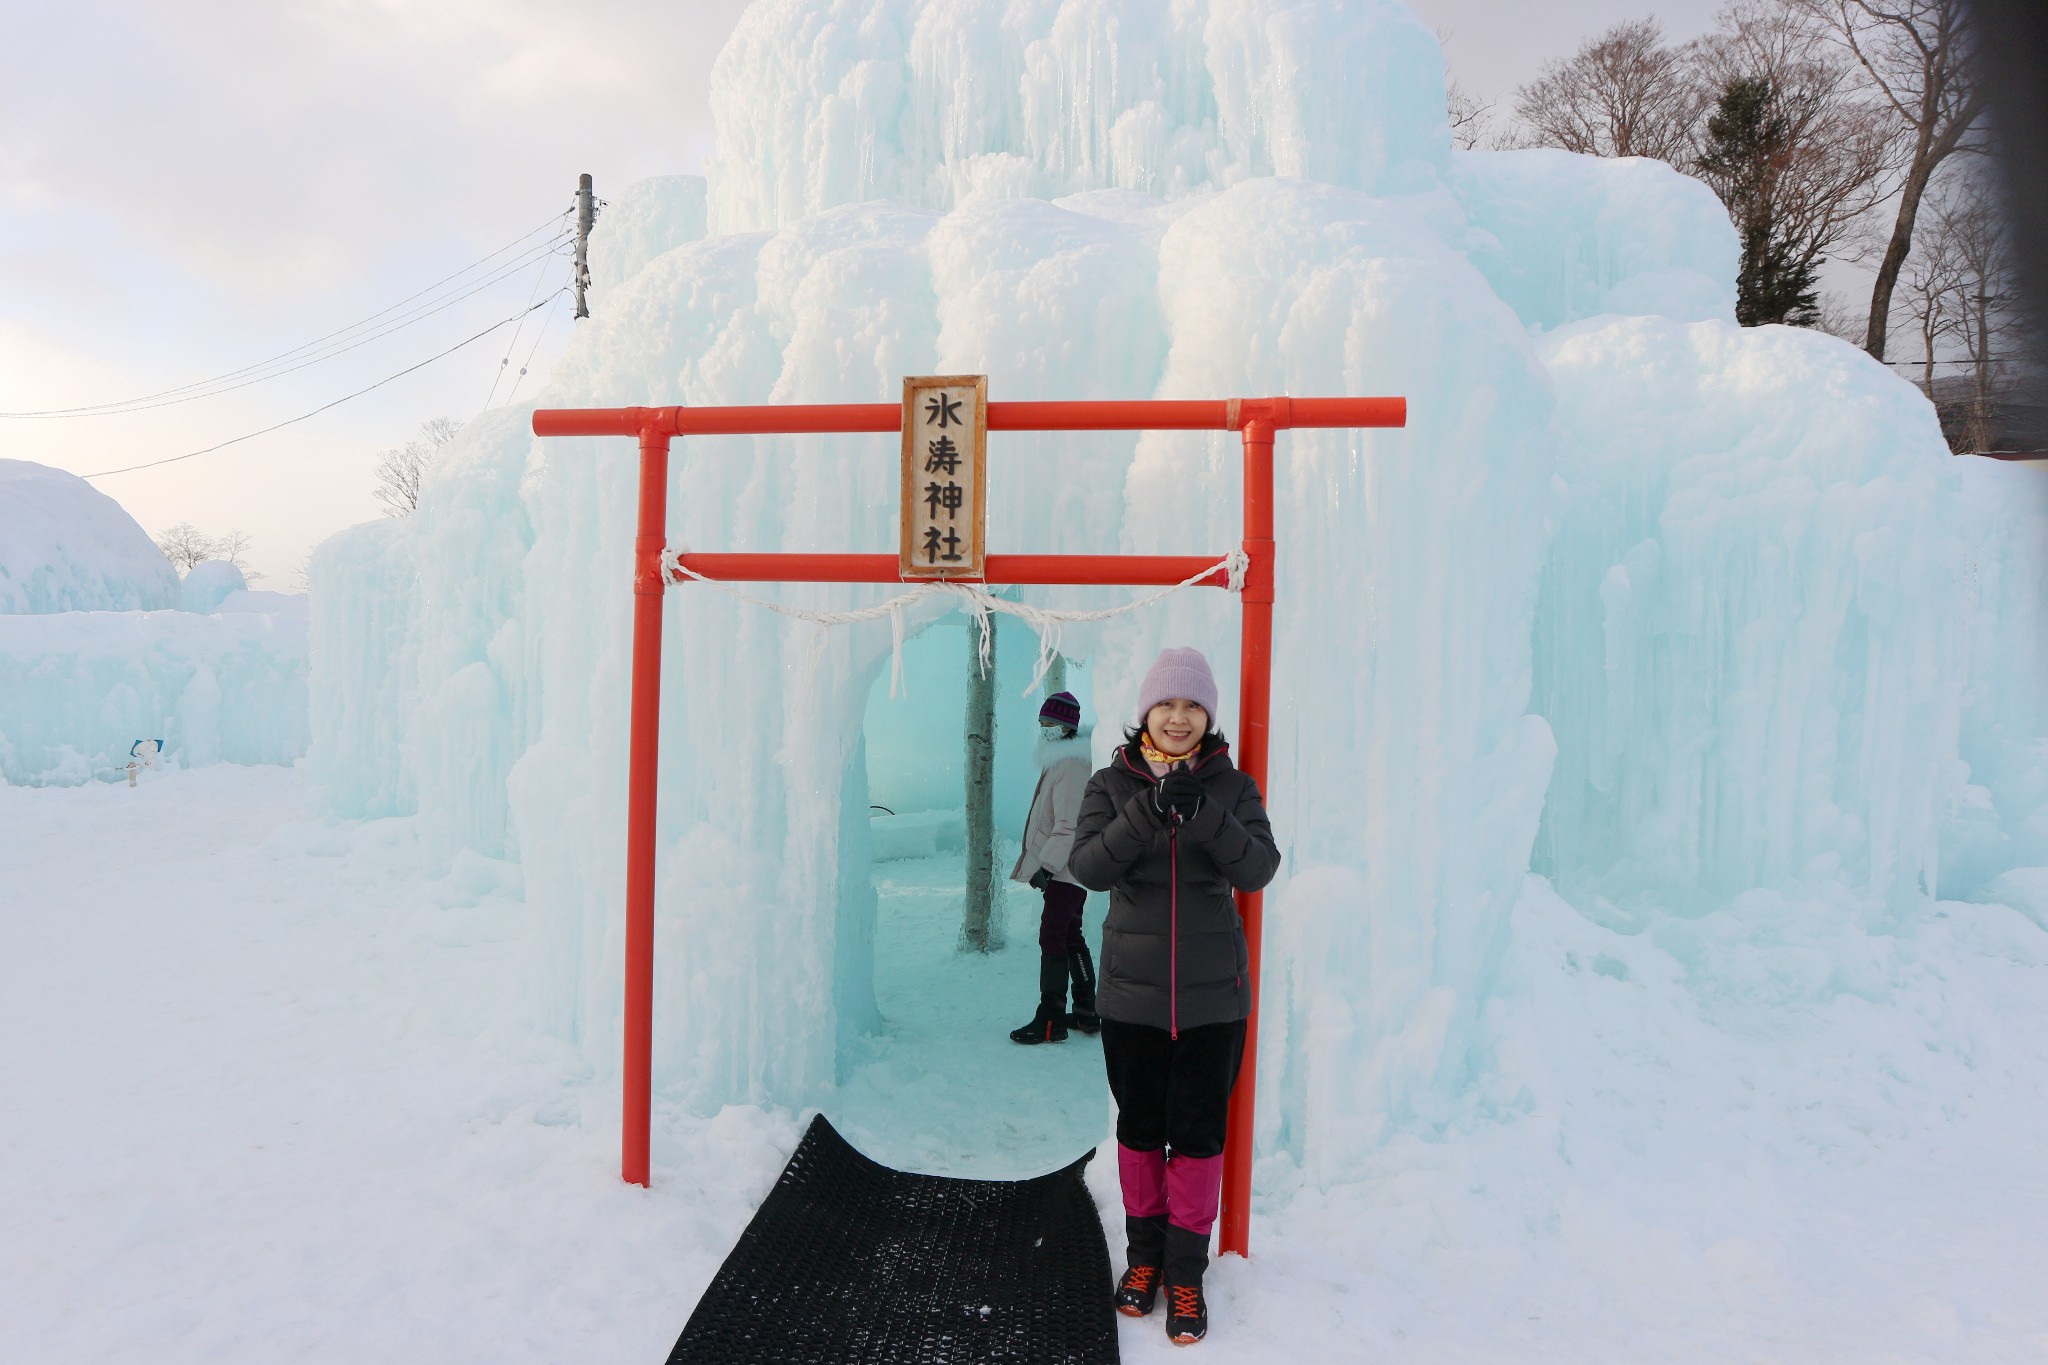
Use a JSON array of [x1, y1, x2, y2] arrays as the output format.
[[961, 619, 1002, 952]]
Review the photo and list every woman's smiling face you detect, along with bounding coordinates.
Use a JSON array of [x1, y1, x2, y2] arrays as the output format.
[[1145, 699, 1208, 757]]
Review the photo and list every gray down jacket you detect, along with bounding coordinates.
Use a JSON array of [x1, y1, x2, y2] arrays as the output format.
[[1068, 737, 1281, 1034]]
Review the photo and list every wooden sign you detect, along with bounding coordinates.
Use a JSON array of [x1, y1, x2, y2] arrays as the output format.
[[900, 375, 988, 578]]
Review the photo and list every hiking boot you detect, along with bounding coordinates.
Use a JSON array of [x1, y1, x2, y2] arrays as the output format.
[[1164, 1281, 1208, 1344], [1113, 1264, 1161, 1317], [1067, 943, 1101, 1034], [1161, 1221, 1211, 1342], [1009, 1002, 1069, 1044]]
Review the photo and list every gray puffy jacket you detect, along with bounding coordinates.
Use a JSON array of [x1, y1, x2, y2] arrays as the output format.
[[1068, 738, 1281, 1034]]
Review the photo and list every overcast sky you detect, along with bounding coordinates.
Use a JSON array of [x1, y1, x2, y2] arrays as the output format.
[[2, 0, 1719, 583]]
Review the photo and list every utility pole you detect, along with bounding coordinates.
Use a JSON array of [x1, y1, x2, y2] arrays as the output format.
[[573, 173, 597, 320]]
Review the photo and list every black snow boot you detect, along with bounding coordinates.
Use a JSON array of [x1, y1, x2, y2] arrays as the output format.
[[1067, 942, 1101, 1034], [1009, 956, 1070, 1044], [1114, 1214, 1168, 1317], [1163, 1223, 1211, 1345]]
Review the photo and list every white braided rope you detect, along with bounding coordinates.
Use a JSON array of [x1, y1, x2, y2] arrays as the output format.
[[658, 548, 1248, 698]]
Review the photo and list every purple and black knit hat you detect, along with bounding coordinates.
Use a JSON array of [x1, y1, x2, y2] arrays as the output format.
[[1038, 691, 1082, 728]]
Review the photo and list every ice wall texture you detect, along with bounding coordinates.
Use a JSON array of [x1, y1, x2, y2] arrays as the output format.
[[1528, 318, 2048, 915], [307, 520, 415, 820], [583, 175, 709, 315], [705, 0, 1450, 233], [306, 0, 2041, 1183], [0, 462, 306, 785], [0, 607, 307, 785], [0, 460, 178, 614]]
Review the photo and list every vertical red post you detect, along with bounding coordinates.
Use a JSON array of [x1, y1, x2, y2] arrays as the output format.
[[1220, 419, 1276, 1258], [622, 426, 672, 1187]]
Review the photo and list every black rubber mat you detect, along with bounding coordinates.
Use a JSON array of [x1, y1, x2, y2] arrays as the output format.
[[666, 1114, 1117, 1364]]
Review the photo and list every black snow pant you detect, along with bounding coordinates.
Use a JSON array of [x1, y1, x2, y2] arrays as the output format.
[[1100, 1016, 1246, 1157], [1101, 1016, 1247, 1285], [1036, 880, 1087, 956]]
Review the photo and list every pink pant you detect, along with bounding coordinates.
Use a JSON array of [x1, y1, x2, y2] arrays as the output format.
[[1117, 1142, 1224, 1237]]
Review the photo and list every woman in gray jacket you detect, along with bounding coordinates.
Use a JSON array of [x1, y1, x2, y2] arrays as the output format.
[[1069, 647, 1280, 1347], [1007, 690, 1098, 1044]]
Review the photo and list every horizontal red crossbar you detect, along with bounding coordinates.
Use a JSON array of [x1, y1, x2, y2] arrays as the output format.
[[532, 396, 1405, 439], [676, 552, 1232, 587]]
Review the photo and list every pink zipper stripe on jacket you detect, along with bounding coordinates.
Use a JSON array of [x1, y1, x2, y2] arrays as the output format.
[[1169, 826, 1179, 1040]]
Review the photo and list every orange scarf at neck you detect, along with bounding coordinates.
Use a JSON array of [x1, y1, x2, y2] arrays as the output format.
[[1140, 733, 1197, 767]]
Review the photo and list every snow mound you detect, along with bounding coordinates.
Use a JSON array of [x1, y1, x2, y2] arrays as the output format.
[[0, 460, 178, 614], [180, 560, 247, 613], [1979, 866, 2048, 930]]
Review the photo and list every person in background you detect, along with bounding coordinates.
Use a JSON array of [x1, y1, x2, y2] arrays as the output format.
[[1007, 690, 1100, 1045], [1069, 647, 1280, 1347]]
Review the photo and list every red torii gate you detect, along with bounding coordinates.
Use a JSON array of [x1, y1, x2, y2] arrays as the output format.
[[531, 393, 1406, 1258]]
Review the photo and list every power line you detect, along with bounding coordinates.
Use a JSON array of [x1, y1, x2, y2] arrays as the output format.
[[4, 215, 573, 419], [1883, 354, 2038, 366], [11, 237, 573, 421], [80, 290, 567, 481], [481, 252, 563, 412], [501, 286, 568, 410]]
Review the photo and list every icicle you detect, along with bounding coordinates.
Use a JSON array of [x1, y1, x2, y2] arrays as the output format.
[[1019, 618, 1063, 698], [956, 585, 996, 679], [801, 622, 831, 693]]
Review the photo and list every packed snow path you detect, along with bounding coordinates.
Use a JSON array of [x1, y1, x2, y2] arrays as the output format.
[[7, 766, 2048, 1361], [837, 851, 1112, 1179]]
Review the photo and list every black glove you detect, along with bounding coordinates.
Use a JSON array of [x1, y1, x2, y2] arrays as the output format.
[[1153, 767, 1204, 823], [1029, 867, 1053, 891]]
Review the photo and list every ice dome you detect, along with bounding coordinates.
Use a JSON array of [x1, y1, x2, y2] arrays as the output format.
[[180, 560, 248, 614], [0, 460, 178, 615], [308, 0, 2048, 1183]]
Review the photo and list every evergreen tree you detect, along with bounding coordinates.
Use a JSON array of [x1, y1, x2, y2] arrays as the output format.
[[1698, 77, 1821, 327]]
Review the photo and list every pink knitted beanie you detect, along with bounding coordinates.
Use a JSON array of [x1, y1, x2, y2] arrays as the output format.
[[1133, 647, 1218, 726]]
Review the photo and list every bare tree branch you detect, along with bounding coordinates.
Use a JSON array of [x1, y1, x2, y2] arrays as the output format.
[[1447, 75, 1496, 151], [1693, 1, 1898, 281], [1939, 180, 2029, 452], [1510, 19, 1708, 162], [373, 417, 465, 517], [1899, 202, 1965, 394], [152, 523, 259, 581], [153, 523, 216, 575], [1793, 0, 1986, 358]]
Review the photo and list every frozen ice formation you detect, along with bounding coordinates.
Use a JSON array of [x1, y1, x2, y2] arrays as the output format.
[[583, 175, 709, 315], [304, 0, 2048, 1179], [0, 605, 308, 786], [0, 459, 179, 615], [705, 0, 1450, 232], [180, 560, 248, 614], [0, 461, 307, 786]]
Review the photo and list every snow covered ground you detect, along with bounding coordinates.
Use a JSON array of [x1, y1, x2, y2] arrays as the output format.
[[7, 765, 2048, 1362]]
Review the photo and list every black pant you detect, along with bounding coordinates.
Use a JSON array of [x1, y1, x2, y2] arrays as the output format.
[[1036, 880, 1087, 956], [1099, 1017, 1247, 1159]]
